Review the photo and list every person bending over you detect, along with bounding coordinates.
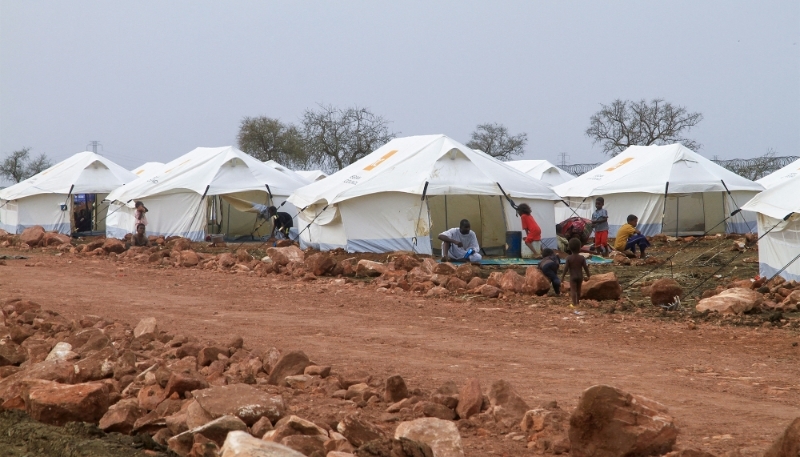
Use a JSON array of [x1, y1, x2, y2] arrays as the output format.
[[438, 219, 482, 263], [614, 214, 650, 258], [537, 248, 561, 295], [268, 206, 293, 239]]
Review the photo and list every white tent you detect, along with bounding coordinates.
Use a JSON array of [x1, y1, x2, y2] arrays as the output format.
[[264, 161, 312, 185], [553, 144, 763, 236], [105, 147, 309, 241], [287, 134, 561, 254], [742, 176, 800, 281], [295, 170, 328, 181], [756, 158, 800, 189], [505, 160, 575, 186], [0, 151, 136, 234], [131, 162, 165, 178]]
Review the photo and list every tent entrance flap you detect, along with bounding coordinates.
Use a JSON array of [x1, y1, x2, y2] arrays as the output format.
[[663, 192, 727, 236], [427, 194, 507, 256]]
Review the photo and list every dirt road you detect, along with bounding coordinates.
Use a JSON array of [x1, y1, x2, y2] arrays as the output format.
[[2, 251, 799, 455]]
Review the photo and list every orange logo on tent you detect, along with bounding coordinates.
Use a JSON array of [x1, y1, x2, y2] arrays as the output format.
[[605, 157, 634, 172], [363, 150, 397, 171]]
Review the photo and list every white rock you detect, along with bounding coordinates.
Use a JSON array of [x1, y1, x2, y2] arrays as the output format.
[[45, 342, 77, 361], [220, 430, 305, 457], [395, 417, 464, 457], [133, 317, 158, 339]]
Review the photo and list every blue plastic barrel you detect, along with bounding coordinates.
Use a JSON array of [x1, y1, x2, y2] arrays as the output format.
[[505, 231, 522, 258]]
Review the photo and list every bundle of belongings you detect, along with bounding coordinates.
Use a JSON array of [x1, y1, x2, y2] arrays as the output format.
[[556, 217, 593, 253]]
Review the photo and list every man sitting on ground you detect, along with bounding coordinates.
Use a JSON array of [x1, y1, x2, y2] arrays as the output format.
[[268, 206, 293, 239], [438, 219, 482, 263]]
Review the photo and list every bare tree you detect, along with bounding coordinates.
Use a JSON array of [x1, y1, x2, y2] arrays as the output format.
[[586, 99, 703, 156], [237, 116, 308, 168], [301, 104, 396, 173], [1, 148, 53, 183], [466, 123, 527, 159]]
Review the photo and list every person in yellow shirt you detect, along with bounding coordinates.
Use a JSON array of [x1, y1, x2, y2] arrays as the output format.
[[614, 214, 650, 258]]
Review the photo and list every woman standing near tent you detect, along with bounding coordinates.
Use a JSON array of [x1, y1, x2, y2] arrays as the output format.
[[517, 203, 542, 257]]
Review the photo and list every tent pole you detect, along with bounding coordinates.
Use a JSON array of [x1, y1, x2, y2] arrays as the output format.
[[720, 180, 754, 234], [660, 182, 669, 236], [185, 185, 210, 240], [412, 182, 429, 247]]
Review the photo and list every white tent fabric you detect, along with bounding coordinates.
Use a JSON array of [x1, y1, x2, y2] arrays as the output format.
[[105, 147, 308, 241], [553, 144, 763, 236], [288, 134, 561, 254], [264, 160, 312, 185], [0, 151, 136, 234], [505, 160, 575, 186], [742, 175, 800, 281], [131, 162, 165, 178], [756, 158, 800, 189], [295, 170, 328, 181]]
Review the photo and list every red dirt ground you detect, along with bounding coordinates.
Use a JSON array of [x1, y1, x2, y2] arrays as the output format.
[[1, 248, 799, 456]]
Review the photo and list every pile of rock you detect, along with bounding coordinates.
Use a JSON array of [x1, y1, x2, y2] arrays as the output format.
[[0, 226, 73, 251], [697, 275, 800, 315], [1, 299, 797, 456]]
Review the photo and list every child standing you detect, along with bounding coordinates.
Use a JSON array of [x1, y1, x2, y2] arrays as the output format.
[[591, 197, 609, 255], [537, 248, 561, 295], [561, 238, 590, 306], [614, 214, 650, 258], [517, 203, 542, 257]]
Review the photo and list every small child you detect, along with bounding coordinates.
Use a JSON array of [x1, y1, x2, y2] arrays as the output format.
[[614, 214, 650, 258], [537, 248, 561, 295], [591, 197, 609, 255], [561, 238, 590, 306]]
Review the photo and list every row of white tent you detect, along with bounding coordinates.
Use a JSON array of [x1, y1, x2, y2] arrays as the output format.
[[1, 136, 797, 281]]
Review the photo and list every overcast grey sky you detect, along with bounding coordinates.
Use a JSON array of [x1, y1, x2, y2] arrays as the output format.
[[1, 1, 798, 176]]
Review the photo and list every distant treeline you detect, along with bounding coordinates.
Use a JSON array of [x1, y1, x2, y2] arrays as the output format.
[[561, 155, 798, 180]]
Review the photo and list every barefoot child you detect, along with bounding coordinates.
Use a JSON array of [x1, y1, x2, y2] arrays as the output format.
[[591, 197, 609, 255], [561, 238, 590, 306]]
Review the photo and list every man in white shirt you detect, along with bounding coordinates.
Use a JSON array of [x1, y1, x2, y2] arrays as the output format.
[[438, 219, 482, 263]]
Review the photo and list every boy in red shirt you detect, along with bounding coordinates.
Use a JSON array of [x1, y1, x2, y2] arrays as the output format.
[[517, 203, 542, 257]]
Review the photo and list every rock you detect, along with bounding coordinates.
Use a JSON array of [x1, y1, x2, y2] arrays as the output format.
[[433, 262, 457, 275], [0, 339, 28, 366], [264, 415, 328, 443], [779, 290, 800, 312], [475, 284, 500, 298], [181, 250, 200, 267], [20, 226, 46, 246], [498, 269, 525, 293], [649, 278, 683, 306], [520, 407, 570, 454], [613, 254, 632, 266], [486, 271, 503, 287], [413, 401, 455, 420], [138, 384, 165, 411], [169, 415, 248, 457], [355, 437, 434, 457], [580, 272, 622, 301], [99, 398, 145, 434], [164, 371, 210, 399], [466, 277, 485, 289], [220, 430, 306, 457], [385, 375, 409, 403], [192, 383, 287, 425], [218, 253, 237, 269], [338, 413, 386, 448], [44, 342, 77, 362], [524, 267, 552, 295], [325, 431, 355, 454], [696, 288, 763, 314], [134, 317, 158, 340], [394, 418, 464, 457], [251, 416, 274, 438], [394, 255, 421, 272], [488, 380, 530, 428], [346, 383, 374, 401], [445, 277, 467, 292], [454, 264, 480, 283], [266, 246, 305, 266], [304, 365, 331, 378], [763, 417, 800, 457], [456, 378, 482, 420], [73, 346, 115, 383], [25, 381, 110, 426], [281, 435, 327, 456], [102, 238, 126, 254], [268, 350, 311, 385], [569, 385, 678, 457], [187, 400, 215, 429], [425, 286, 448, 297], [42, 232, 71, 247], [305, 252, 336, 276], [171, 238, 192, 252], [356, 260, 387, 277], [198, 345, 229, 366]]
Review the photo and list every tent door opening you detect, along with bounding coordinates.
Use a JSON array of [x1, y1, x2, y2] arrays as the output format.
[[427, 195, 507, 257], [662, 192, 726, 236]]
